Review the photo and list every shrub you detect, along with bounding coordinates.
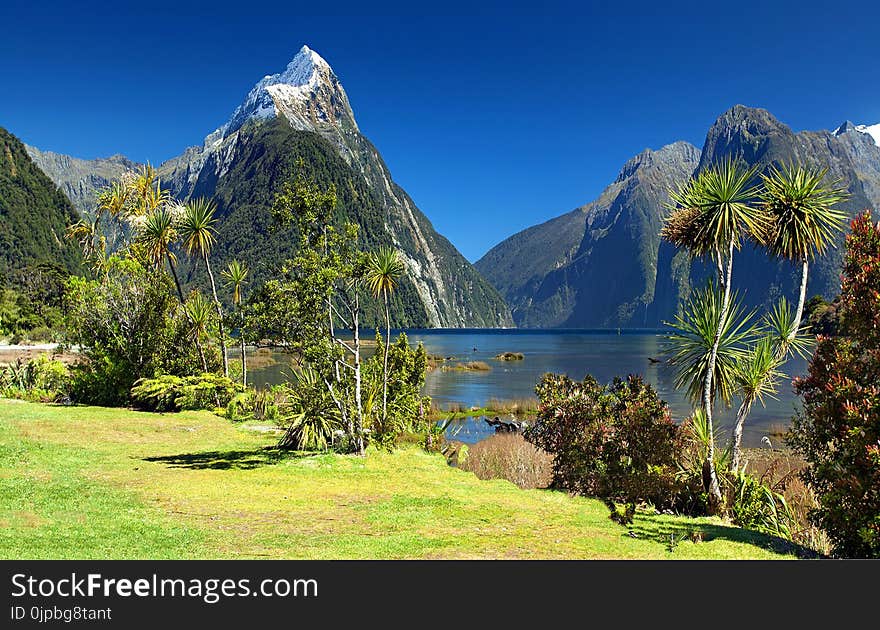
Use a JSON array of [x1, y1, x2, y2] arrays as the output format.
[[277, 367, 342, 451], [64, 256, 212, 406], [459, 433, 552, 489], [730, 470, 796, 540], [524, 373, 684, 520], [788, 211, 880, 558], [0, 356, 71, 402], [131, 374, 243, 412], [224, 387, 284, 422], [362, 333, 432, 449]]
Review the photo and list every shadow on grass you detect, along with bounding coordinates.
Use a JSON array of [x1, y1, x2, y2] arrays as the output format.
[[143, 447, 312, 471], [628, 515, 823, 559]]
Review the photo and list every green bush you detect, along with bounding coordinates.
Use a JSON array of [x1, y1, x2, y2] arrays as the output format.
[[131, 374, 243, 412], [730, 470, 796, 540], [0, 356, 71, 402], [225, 387, 284, 422], [524, 373, 684, 521], [362, 332, 432, 449], [64, 256, 212, 406], [277, 367, 342, 451]]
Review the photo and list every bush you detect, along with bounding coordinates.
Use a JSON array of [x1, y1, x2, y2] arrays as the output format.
[[788, 211, 880, 558], [362, 333, 432, 449], [0, 356, 71, 402], [131, 374, 244, 412], [730, 470, 796, 540], [69, 357, 134, 407], [64, 256, 211, 406], [277, 367, 342, 451], [459, 433, 552, 489], [524, 373, 684, 520], [225, 387, 284, 422]]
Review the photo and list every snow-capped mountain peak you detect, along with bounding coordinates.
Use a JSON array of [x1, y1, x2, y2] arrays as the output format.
[[219, 45, 357, 139], [274, 45, 329, 85]]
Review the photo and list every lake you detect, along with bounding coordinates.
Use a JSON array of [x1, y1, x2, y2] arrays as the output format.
[[244, 329, 808, 447]]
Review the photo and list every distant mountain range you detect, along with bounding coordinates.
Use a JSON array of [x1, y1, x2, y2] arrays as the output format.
[[21, 46, 512, 328], [476, 105, 880, 328], [12, 50, 880, 330]]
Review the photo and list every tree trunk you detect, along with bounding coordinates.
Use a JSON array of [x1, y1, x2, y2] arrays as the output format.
[[168, 252, 207, 372], [731, 394, 755, 472], [353, 293, 365, 457], [382, 293, 390, 428], [203, 252, 228, 378], [166, 252, 186, 304], [791, 259, 809, 344], [240, 334, 247, 387], [702, 240, 733, 514], [195, 333, 208, 373]]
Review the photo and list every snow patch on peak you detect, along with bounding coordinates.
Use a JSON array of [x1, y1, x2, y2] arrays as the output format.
[[836, 121, 880, 147], [855, 123, 880, 147], [218, 45, 336, 138]]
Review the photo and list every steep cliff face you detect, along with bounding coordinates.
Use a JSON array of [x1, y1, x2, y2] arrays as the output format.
[[23, 46, 513, 328], [479, 106, 880, 328], [477, 141, 700, 327], [23, 146, 138, 215]]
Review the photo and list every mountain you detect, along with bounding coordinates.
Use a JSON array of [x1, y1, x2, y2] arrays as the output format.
[[0, 127, 82, 280], [478, 105, 880, 328], [477, 142, 700, 327], [23, 46, 513, 328], [24, 146, 139, 215]]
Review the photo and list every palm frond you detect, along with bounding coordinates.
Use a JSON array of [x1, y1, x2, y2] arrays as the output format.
[[759, 161, 849, 261], [734, 336, 784, 407], [137, 206, 178, 266], [662, 156, 768, 256], [178, 198, 218, 257], [664, 282, 757, 407], [221, 260, 249, 305], [762, 296, 814, 359], [365, 246, 404, 299]]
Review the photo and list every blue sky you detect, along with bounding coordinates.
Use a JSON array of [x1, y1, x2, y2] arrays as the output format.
[[2, 1, 879, 261]]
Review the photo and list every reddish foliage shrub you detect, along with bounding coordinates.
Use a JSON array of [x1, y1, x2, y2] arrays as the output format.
[[524, 373, 684, 519], [788, 211, 880, 558]]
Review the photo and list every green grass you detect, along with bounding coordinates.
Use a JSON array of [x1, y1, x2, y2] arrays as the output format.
[[0, 399, 802, 559]]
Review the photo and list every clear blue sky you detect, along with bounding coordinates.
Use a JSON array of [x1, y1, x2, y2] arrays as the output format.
[[2, 1, 879, 261]]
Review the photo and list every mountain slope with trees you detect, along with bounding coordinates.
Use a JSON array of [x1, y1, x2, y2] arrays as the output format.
[[0, 127, 82, 281]]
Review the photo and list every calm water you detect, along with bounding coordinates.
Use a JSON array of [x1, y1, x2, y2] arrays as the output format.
[[245, 329, 807, 448]]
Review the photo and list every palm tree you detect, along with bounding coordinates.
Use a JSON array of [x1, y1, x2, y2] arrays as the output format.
[[365, 246, 404, 426], [662, 157, 766, 511], [730, 336, 784, 471], [183, 292, 212, 373], [67, 215, 106, 267], [729, 297, 812, 470], [221, 260, 249, 386], [667, 284, 756, 495], [179, 198, 228, 378], [759, 162, 849, 352], [97, 179, 132, 219]]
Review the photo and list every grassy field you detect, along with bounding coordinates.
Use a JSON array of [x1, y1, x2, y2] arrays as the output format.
[[0, 399, 802, 559]]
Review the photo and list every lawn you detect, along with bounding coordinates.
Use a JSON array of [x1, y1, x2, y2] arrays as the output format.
[[0, 399, 802, 559]]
